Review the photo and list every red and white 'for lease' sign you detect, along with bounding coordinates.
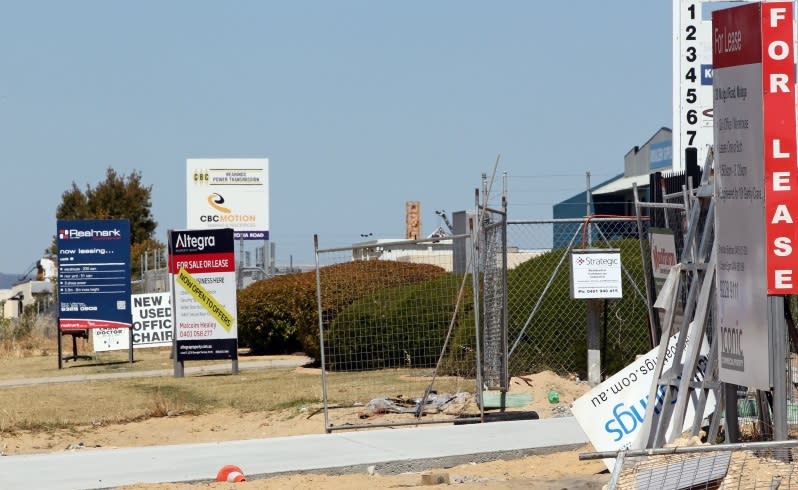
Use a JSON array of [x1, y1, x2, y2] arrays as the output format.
[[713, 1, 796, 388]]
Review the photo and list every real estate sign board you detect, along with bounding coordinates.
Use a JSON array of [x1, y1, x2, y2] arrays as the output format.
[[168, 228, 238, 361], [649, 228, 678, 295], [186, 158, 269, 240], [57, 219, 132, 332], [712, 1, 797, 388]]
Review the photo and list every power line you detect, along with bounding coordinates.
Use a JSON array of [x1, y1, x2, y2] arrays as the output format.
[[508, 173, 619, 179]]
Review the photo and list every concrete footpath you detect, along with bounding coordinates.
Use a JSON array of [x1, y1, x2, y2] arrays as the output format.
[[0, 416, 588, 489]]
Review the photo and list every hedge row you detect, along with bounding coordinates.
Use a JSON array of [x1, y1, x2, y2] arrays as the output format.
[[324, 273, 473, 372], [506, 238, 650, 376], [236, 260, 447, 359], [238, 239, 651, 376]]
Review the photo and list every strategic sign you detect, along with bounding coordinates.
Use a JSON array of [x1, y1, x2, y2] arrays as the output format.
[[168, 228, 238, 361], [569, 249, 622, 299], [712, 1, 797, 388], [57, 219, 132, 332], [186, 159, 269, 240]]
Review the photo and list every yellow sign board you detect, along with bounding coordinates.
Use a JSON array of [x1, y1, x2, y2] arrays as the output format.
[[176, 268, 234, 332]]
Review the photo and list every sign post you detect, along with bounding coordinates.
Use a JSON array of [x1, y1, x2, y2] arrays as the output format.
[[168, 228, 238, 377], [648, 228, 677, 296], [56, 219, 132, 368], [673, 0, 715, 172]]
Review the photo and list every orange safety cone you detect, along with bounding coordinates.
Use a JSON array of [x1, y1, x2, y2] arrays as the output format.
[[216, 464, 246, 483]]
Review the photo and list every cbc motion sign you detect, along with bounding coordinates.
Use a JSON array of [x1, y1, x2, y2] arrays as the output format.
[[186, 158, 269, 240]]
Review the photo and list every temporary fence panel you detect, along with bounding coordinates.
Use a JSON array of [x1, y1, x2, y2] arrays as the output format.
[[315, 235, 482, 431], [505, 218, 651, 379], [581, 440, 798, 489], [480, 205, 508, 392]]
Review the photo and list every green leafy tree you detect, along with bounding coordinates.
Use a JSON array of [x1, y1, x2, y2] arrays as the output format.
[[49, 167, 161, 276]]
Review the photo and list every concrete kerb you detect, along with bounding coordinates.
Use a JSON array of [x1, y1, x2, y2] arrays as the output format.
[[254, 443, 589, 479]]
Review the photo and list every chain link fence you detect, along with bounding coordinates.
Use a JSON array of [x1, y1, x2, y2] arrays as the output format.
[[480, 206, 508, 392], [315, 235, 483, 432], [312, 216, 655, 432], [506, 217, 651, 379]]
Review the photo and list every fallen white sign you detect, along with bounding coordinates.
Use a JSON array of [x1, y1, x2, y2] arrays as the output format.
[[571, 322, 715, 469]]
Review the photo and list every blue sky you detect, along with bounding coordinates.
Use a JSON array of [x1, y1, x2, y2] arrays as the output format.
[[0, 1, 672, 273]]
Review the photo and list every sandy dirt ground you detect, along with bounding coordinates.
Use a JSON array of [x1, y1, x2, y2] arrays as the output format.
[[0, 370, 610, 489]]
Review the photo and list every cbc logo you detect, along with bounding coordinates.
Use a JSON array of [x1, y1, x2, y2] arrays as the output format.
[[207, 193, 231, 213]]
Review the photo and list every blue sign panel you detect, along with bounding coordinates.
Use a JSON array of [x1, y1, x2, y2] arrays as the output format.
[[649, 141, 673, 170], [57, 219, 132, 331], [701, 64, 713, 85]]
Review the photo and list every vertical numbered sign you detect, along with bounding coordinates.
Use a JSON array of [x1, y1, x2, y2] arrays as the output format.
[[673, 0, 715, 171], [168, 228, 238, 361]]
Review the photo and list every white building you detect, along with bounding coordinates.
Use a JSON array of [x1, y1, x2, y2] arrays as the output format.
[[0, 258, 56, 319], [351, 238, 543, 272], [1, 280, 53, 318]]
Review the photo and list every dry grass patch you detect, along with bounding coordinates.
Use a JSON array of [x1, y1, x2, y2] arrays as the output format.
[[0, 367, 322, 434], [147, 387, 187, 417], [0, 323, 325, 437], [0, 315, 55, 360]]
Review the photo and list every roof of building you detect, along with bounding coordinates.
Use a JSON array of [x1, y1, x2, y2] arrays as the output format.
[[592, 173, 650, 195], [591, 161, 672, 195]]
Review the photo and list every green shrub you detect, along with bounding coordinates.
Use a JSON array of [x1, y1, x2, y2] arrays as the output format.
[[237, 272, 311, 355], [324, 273, 473, 372], [507, 238, 650, 376], [238, 239, 650, 378], [237, 260, 447, 359]]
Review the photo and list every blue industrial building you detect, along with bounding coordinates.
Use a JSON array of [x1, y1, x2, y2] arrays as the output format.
[[552, 127, 673, 248]]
